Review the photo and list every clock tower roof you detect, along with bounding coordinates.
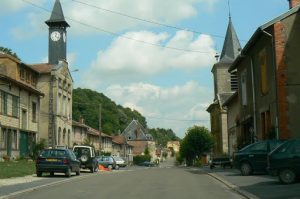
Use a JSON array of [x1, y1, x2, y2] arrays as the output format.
[[45, 0, 69, 27]]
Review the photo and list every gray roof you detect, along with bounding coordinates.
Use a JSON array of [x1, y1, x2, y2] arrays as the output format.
[[218, 92, 235, 106], [229, 5, 300, 72], [219, 17, 241, 63], [45, 0, 69, 27]]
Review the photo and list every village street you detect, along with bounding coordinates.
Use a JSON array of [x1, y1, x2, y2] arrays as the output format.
[[0, 158, 245, 199]]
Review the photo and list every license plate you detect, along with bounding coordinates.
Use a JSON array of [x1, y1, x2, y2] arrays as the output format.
[[46, 158, 58, 162]]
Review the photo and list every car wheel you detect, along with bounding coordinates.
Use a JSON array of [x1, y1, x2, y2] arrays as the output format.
[[115, 165, 119, 170], [66, 167, 71, 177], [94, 164, 99, 172], [36, 171, 42, 177], [50, 172, 54, 177], [76, 169, 80, 176], [240, 162, 252, 176], [279, 169, 296, 184], [90, 167, 94, 173]]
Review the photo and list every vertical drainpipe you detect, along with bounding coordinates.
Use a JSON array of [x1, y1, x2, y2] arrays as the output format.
[[262, 30, 279, 139], [250, 56, 257, 142]]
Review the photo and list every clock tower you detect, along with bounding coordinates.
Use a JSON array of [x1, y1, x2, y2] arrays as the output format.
[[45, 0, 70, 65]]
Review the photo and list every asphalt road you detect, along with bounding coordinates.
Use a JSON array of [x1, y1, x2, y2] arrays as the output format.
[[5, 167, 245, 199]]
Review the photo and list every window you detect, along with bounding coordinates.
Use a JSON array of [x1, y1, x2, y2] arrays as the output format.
[[0, 129, 6, 149], [249, 142, 267, 152], [259, 48, 269, 94], [230, 70, 238, 91], [20, 68, 25, 80], [2, 92, 8, 115], [12, 130, 17, 150], [261, 111, 271, 140], [32, 102, 37, 122], [12, 96, 19, 117], [31, 75, 37, 86], [25, 70, 30, 83], [241, 70, 247, 106]]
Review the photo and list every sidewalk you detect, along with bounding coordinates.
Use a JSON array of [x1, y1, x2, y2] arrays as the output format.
[[201, 166, 300, 199], [0, 175, 41, 187]]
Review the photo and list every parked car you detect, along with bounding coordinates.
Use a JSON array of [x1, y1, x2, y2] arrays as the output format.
[[73, 145, 98, 173], [209, 155, 232, 169], [233, 139, 284, 175], [267, 138, 300, 184], [138, 161, 156, 167], [96, 156, 118, 169], [36, 148, 80, 177], [113, 156, 127, 167]]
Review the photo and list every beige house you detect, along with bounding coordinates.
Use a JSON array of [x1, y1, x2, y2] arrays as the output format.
[[0, 53, 43, 158], [29, 0, 73, 148], [31, 61, 73, 148], [112, 135, 133, 164], [72, 118, 101, 151], [167, 141, 180, 153]]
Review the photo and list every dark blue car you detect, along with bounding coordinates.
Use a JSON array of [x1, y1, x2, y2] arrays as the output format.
[[36, 149, 81, 177]]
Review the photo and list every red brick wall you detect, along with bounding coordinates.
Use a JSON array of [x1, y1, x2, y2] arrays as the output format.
[[274, 22, 290, 139], [289, 0, 300, 9]]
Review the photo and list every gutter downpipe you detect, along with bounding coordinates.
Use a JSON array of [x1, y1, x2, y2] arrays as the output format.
[[262, 30, 279, 140]]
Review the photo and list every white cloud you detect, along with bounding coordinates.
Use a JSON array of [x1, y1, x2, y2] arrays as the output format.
[[82, 30, 215, 88], [66, 0, 218, 35], [104, 81, 212, 138], [8, 0, 218, 38]]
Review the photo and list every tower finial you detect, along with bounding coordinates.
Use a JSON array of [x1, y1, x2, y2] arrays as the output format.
[[228, 0, 231, 19]]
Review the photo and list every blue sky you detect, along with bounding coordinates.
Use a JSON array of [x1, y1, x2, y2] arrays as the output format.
[[0, 0, 289, 138]]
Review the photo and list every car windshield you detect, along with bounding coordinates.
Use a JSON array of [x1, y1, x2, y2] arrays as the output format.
[[40, 149, 68, 158], [273, 140, 300, 154], [73, 147, 90, 157]]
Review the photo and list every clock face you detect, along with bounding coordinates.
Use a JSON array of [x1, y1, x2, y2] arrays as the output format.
[[50, 31, 61, 41]]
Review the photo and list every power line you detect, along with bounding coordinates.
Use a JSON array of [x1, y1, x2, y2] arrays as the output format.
[[71, 0, 226, 40], [22, 0, 215, 54], [144, 116, 209, 122]]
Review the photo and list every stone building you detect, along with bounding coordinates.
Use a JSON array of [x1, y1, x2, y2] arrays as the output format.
[[0, 53, 43, 158], [122, 119, 156, 159], [30, 0, 73, 148], [207, 16, 241, 154]]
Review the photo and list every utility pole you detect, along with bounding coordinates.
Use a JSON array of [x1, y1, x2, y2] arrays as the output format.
[[99, 104, 102, 154]]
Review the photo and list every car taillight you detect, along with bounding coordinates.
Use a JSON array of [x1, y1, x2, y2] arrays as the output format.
[[63, 158, 70, 165]]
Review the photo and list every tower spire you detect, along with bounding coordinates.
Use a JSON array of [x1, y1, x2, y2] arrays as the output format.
[[219, 11, 241, 63]]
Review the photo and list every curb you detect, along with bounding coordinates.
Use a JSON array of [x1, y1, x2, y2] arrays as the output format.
[[207, 172, 260, 199]]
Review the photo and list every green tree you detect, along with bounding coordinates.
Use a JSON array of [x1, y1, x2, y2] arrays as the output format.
[[180, 125, 214, 166], [0, 46, 20, 60], [72, 88, 147, 135], [148, 128, 180, 147]]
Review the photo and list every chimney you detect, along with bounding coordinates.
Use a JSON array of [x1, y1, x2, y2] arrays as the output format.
[[288, 0, 300, 9]]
